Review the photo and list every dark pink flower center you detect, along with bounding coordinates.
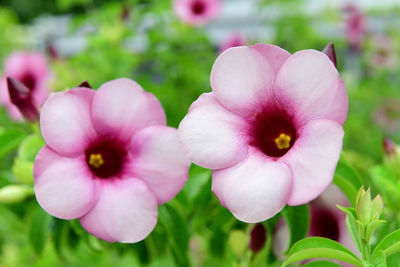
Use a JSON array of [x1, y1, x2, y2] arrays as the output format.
[[20, 73, 36, 91], [309, 206, 339, 241], [250, 109, 297, 157], [191, 0, 206, 15], [85, 139, 127, 178]]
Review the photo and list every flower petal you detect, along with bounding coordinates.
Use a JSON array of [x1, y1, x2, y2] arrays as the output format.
[[252, 43, 291, 75], [281, 119, 344, 205], [210, 46, 275, 116], [143, 92, 167, 126], [273, 50, 348, 125], [40, 88, 97, 157], [34, 154, 97, 220], [92, 78, 165, 142], [212, 148, 292, 223], [79, 178, 158, 243], [178, 93, 248, 169], [33, 145, 64, 179], [5, 52, 49, 81], [129, 125, 190, 204]]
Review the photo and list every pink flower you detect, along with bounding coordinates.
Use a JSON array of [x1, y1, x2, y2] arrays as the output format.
[[309, 186, 358, 267], [173, 0, 221, 27], [0, 52, 51, 121], [219, 33, 246, 54], [373, 98, 400, 134], [367, 34, 398, 71], [344, 4, 365, 51], [178, 44, 348, 222], [308, 185, 351, 243], [273, 185, 357, 266], [33, 78, 190, 243]]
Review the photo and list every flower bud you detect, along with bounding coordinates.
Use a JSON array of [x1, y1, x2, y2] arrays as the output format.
[[371, 194, 384, 221], [12, 159, 34, 184], [121, 4, 130, 22], [383, 137, 398, 159], [6, 77, 40, 122], [78, 80, 92, 88], [46, 40, 59, 60], [0, 185, 33, 204], [322, 42, 337, 68], [228, 230, 248, 257], [355, 187, 384, 224], [356, 187, 371, 225], [249, 223, 267, 253]]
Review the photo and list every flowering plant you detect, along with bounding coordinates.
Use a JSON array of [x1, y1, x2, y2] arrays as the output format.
[[0, 1, 400, 266]]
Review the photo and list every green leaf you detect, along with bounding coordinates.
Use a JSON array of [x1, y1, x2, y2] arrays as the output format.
[[386, 252, 400, 267], [0, 128, 25, 158], [372, 229, 400, 261], [158, 204, 190, 267], [333, 161, 363, 206], [334, 175, 358, 207], [192, 172, 212, 207], [210, 227, 227, 257], [303, 260, 342, 267], [371, 166, 400, 206], [69, 219, 86, 236], [282, 237, 362, 267], [365, 220, 385, 244], [132, 240, 150, 265], [0, 204, 25, 241], [337, 206, 363, 254], [29, 207, 52, 255], [53, 218, 80, 259], [371, 250, 387, 267], [335, 162, 363, 188], [281, 204, 310, 250]]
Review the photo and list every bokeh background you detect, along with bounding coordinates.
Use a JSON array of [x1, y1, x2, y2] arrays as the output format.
[[1, 0, 400, 266]]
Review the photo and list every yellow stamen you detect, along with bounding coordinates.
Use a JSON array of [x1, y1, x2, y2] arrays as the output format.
[[275, 133, 291, 150], [89, 153, 104, 168]]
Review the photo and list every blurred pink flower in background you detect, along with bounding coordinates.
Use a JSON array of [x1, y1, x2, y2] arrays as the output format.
[[344, 4, 365, 51], [173, 0, 221, 26], [179, 44, 348, 223], [34, 78, 190, 243], [219, 33, 246, 54], [367, 34, 398, 71], [0, 51, 51, 121], [273, 185, 357, 266], [373, 98, 400, 134]]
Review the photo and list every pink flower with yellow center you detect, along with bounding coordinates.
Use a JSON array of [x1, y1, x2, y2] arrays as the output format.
[[34, 78, 190, 243], [0, 52, 51, 121], [173, 0, 221, 27], [178, 44, 348, 222]]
